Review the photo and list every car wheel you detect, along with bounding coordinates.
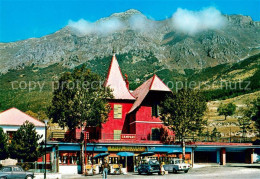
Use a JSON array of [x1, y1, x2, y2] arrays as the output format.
[[184, 170, 189, 173], [26, 175, 33, 179], [173, 169, 177, 173], [0, 177, 7, 179], [138, 171, 142, 175]]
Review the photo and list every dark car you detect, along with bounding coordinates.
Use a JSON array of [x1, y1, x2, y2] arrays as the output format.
[[138, 159, 160, 175], [0, 165, 34, 179]]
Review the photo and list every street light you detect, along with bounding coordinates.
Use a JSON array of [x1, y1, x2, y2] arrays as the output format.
[[44, 119, 49, 179]]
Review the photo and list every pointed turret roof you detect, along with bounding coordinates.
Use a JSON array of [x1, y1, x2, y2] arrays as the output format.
[[104, 53, 135, 100], [128, 74, 171, 113]]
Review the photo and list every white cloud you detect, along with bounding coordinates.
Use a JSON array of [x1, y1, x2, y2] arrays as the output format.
[[129, 14, 156, 33], [68, 7, 227, 36], [68, 19, 95, 35], [68, 17, 125, 35], [171, 7, 227, 35], [96, 18, 124, 34]]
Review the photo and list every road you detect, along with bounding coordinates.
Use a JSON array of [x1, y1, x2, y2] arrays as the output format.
[[62, 164, 260, 179]]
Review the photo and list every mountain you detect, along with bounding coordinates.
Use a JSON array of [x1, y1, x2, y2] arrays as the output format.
[[0, 9, 260, 114], [0, 9, 259, 75]]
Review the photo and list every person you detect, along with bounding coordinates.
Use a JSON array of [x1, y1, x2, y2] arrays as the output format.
[[102, 159, 109, 179]]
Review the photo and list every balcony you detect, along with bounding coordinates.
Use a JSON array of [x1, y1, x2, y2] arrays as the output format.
[[49, 131, 175, 144]]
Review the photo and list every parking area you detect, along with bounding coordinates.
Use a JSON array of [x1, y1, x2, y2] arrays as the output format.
[[62, 164, 260, 179]]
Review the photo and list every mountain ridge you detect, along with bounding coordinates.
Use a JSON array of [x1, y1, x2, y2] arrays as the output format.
[[0, 9, 259, 75]]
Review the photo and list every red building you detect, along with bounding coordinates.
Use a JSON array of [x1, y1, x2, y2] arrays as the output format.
[[87, 53, 174, 143]]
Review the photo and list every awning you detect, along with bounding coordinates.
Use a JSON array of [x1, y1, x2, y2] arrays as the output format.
[[148, 146, 192, 153], [117, 152, 134, 157], [93, 153, 109, 159], [139, 152, 155, 156]]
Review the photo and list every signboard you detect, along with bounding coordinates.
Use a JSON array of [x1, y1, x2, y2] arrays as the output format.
[[108, 146, 146, 152], [114, 104, 122, 119], [121, 134, 136, 140]]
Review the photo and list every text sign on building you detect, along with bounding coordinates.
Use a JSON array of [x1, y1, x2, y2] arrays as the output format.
[[114, 104, 122, 119], [108, 146, 146, 152], [121, 134, 136, 140]]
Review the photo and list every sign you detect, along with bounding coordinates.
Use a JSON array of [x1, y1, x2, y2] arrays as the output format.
[[114, 104, 122, 119], [108, 146, 146, 152], [121, 134, 136, 140]]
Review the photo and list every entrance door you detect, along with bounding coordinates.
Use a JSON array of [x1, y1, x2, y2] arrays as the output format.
[[226, 152, 245, 163], [194, 151, 217, 163], [127, 156, 134, 172]]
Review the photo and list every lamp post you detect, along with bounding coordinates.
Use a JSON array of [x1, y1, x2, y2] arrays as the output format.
[[44, 119, 49, 179]]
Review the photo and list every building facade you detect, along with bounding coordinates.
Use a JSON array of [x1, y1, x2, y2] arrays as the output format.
[[45, 54, 259, 175]]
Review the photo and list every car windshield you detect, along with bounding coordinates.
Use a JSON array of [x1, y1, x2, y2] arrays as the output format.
[[141, 160, 149, 164], [174, 160, 184, 164], [149, 160, 159, 165]]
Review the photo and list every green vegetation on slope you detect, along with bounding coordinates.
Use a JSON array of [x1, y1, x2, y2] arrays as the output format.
[[0, 53, 259, 114]]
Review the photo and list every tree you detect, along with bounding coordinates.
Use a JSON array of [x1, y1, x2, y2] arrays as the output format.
[[49, 65, 113, 129], [0, 127, 9, 160], [160, 88, 207, 159], [217, 102, 236, 120], [26, 110, 48, 122], [237, 103, 253, 140], [251, 97, 260, 135], [211, 127, 220, 141], [48, 65, 113, 173], [9, 121, 42, 162]]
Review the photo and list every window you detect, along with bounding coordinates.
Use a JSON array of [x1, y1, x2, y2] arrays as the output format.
[[114, 104, 122, 119], [152, 104, 160, 117], [114, 130, 122, 140], [151, 128, 160, 141], [13, 167, 23, 172], [1, 167, 11, 172], [7, 131, 15, 143]]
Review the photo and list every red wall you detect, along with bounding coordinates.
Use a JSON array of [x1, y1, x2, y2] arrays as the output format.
[[135, 122, 164, 140], [130, 104, 164, 140], [101, 100, 133, 139]]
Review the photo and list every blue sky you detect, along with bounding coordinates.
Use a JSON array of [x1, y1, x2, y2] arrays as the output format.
[[0, 0, 259, 42]]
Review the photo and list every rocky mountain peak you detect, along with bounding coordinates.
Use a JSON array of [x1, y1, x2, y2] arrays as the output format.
[[0, 10, 259, 74]]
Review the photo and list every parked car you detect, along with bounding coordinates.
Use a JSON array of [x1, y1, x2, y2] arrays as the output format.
[[138, 159, 160, 175], [0, 165, 34, 179], [163, 159, 190, 173]]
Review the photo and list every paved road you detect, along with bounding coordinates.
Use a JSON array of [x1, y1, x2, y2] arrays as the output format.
[[62, 164, 260, 179]]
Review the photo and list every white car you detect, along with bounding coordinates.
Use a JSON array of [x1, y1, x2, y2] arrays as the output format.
[[163, 159, 190, 173]]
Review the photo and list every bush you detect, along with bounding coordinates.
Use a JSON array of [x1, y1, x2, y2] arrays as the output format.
[[16, 162, 34, 171]]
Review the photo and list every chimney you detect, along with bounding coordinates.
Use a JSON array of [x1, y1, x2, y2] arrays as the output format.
[[124, 74, 129, 89]]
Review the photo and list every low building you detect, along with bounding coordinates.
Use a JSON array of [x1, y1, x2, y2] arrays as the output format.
[[0, 107, 45, 142], [0, 107, 45, 165]]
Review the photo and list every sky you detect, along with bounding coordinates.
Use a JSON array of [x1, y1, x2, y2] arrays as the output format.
[[0, 0, 259, 42]]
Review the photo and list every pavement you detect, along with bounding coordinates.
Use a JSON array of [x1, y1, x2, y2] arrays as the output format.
[[61, 163, 260, 179]]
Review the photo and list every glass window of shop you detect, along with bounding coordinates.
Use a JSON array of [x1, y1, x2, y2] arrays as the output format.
[[109, 157, 119, 164], [59, 152, 79, 165]]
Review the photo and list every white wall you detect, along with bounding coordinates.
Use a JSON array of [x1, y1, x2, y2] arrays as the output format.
[[253, 153, 260, 163], [0, 125, 45, 143], [59, 165, 78, 174]]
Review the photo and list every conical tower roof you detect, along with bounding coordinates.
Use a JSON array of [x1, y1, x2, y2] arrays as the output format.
[[104, 53, 135, 100]]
